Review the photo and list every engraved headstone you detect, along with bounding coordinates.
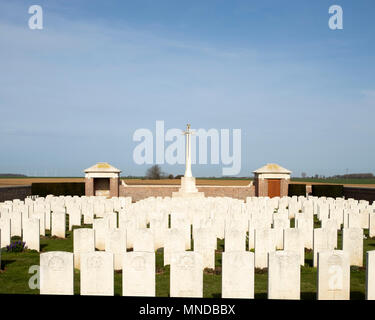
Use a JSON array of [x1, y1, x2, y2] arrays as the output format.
[[80, 252, 114, 296], [122, 252, 155, 297], [222, 251, 254, 299], [40, 251, 74, 295], [170, 252, 203, 298]]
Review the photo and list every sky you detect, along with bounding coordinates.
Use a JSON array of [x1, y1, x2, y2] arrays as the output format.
[[0, 0, 374, 177]]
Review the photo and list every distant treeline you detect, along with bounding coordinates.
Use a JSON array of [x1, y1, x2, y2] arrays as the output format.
[[330, 173, 374, 179], [294, 173, 375, 180], [0, 173, 27, 177]]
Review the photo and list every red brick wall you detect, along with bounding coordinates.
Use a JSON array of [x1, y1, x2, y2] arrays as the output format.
[[119, 185, 179, 201], [119, 185, 255, 202], [198, 186, 254, 200]]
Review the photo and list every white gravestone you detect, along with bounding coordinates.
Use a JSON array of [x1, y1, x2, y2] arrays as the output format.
[[133, 229, 154, 252], [273, 217, 289, 250], [94, 202, 105, 218], [10, 211, 22, 237], [68, 207, 81, 231], [80, 252, 114, 296], [369, 213, 375, 238], [51, 212, 66, 238], [360, 211, 369, 229], [170, 252, 203, 298], [254, 229, 276, 269], [73, 228, 95, 269], [268, 251, 300, 300], [224, 228, 246, 252], [119, 217, 137, 249], [44, 207, 51, 230], [93, 218, 110, 250], [321, 220, 338, 249], [222, 251, 254, 299], [366, 250, 375, 300], [284, 228, 305, 266], [23, 218, 40, 251], [105, 212, 117, 230], [40, 251, 74, 295], [83, 203, 94, 224], [0, 218, 11, 248], [171, 215, 191, 250], [105, 228, 127, 270], [248, 223, 255, 250], [164, 228, 185, 266], [122, 252, 155, 297], [150, 219, 166, 251], [342, 228, 363, 267], [32, 211, 45, 236], [194, 228, 216, 269], [313, 228, 335, 267], [296, 217, 313, 249], [317, 250, 350, 300], [348, 213, 361, 228], [20, 207, 29, 229]]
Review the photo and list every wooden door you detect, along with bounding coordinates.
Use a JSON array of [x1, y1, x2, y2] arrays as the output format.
[[268, 179, 281, 198]]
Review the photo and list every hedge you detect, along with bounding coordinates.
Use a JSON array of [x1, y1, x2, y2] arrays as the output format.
[[288, 184, 306, 196], [311, 184, 344, 198], [31, 183, 85, 197]]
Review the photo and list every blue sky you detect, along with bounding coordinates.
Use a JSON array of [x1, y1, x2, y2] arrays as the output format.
[[0, 0, 374, 177]]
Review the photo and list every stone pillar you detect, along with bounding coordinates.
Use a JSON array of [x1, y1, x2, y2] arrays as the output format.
[[280, 178, 289, 197], [255, 178, 268, 197], [109, 178, 119, 197], [85, 178, 94, 196]]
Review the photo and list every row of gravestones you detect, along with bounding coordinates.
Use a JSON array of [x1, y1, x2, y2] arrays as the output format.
[[0, 196, 373, 260], [72, 223, 365, 269], [2, 194, 373, 218], [2, 194, 373, 235], [0, 211, 367, 274], [39, 249, 375, 300], [0, 195, 134, 250], [0, 195, 375, 300], [0, 197, 373, 270]]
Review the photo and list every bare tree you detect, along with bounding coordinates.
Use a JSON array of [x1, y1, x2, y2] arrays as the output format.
[[145, 165, 163, 179], [301, 172, 307, 178]]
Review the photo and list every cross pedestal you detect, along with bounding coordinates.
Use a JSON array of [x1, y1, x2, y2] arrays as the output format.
[[172, 124, 204, 199], [172, 176, 204, 198]]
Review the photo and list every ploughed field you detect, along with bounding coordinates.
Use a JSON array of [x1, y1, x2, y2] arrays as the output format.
[[1, 177, 375, 188], [0, 217, 373, 298]]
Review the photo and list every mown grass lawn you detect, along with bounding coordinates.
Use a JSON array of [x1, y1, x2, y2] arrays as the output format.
[[0, 223, 374, 298]]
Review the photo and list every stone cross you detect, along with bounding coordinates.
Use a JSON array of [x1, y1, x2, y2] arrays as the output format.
[[183, 123, 193, 178]]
